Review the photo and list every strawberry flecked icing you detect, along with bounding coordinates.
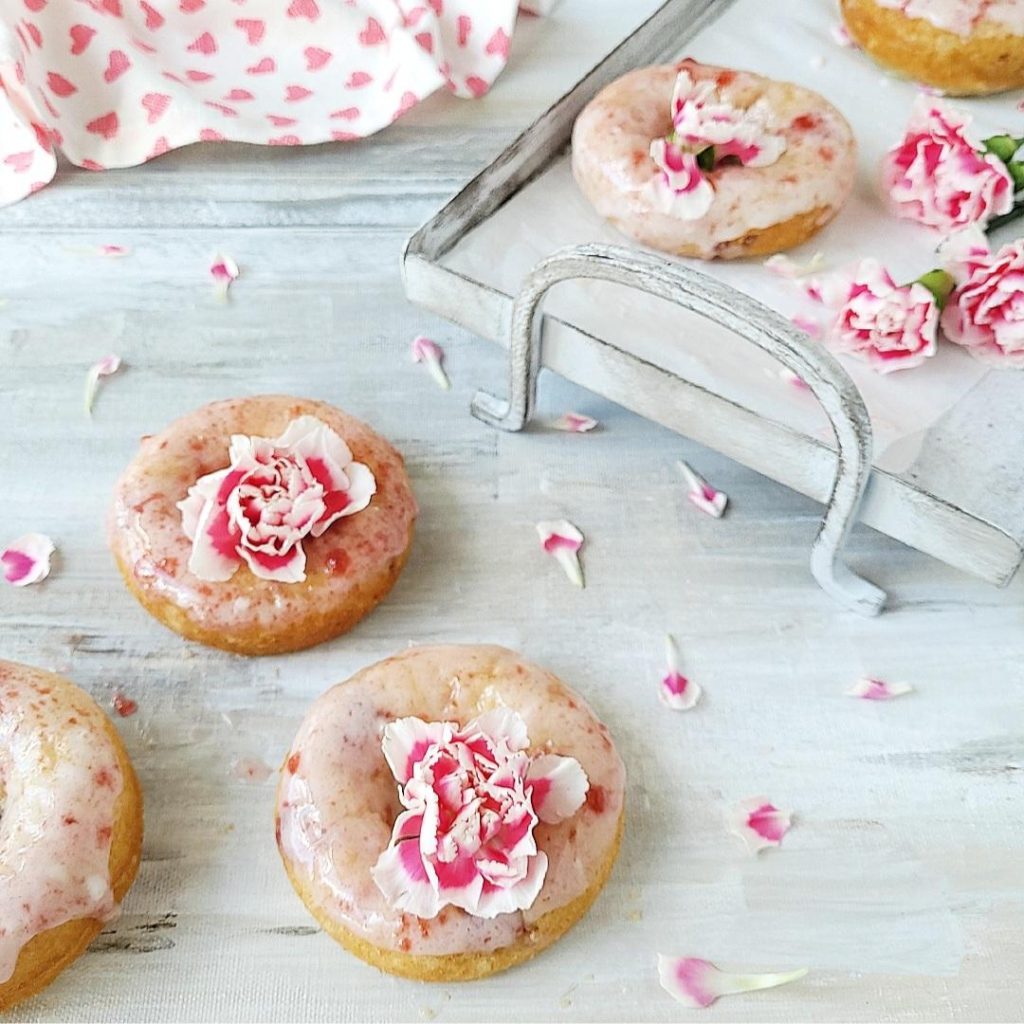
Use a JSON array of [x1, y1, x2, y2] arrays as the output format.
[[176, 415, 375, 583], [371, 710, 588, 919], [875, 0, 1024, 36]]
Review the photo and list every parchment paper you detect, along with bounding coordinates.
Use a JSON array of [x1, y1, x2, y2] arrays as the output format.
[[444, 0, 1022, 472]]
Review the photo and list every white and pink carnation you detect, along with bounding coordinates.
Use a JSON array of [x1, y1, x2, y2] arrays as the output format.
[[176, 415, 375, 584], [882, 98, 1014, 233], [941, 228, 1024, 364], [670, 70, 786, 169], [650, 69, 785, 220], [371, 709, 588, 919], [828, 259, 939, 372]]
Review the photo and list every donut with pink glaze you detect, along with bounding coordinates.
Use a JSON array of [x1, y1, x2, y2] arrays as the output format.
[[109, 395, 417, 655], [0, 661, 143, 1011], [572, 60, 856, 260], [276, 645, 626, 981]]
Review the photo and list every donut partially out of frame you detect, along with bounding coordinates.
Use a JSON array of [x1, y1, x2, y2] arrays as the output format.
[[842, 0, 1024, 95], [0, 661, 143, 1011]]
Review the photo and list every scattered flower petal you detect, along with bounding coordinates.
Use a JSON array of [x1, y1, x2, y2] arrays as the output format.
[[778, 367, 811, 391], [677, 460, 727, 518], [96, 243, 130, 258], [552, 412, 599, 433], [411, 334, 451, 390], [660, 635, 702, 711], [791, 314, 824, 340], [729, 796, 792, 854], [2, 533, 55, 586], [764, 252, 825, 278], [84, 353, 122, 415], [830, 22, 856, 47], [232, 757, 274, 783], [658, 956, 808, 1009], [112, 692, 138, 717], [536, 519, 584, 588], [210, 253, 239, 300], [846, 677, 913, 700]]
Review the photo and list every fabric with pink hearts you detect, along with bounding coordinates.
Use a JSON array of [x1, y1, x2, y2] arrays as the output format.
[[0, 0, 547, 205]]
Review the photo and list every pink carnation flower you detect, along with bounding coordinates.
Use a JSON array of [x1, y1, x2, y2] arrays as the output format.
[[828, 259, 939, 373], [941, 228, 1024, 364], [371, 709, 588, 919], [882, 98, 1013, 233], [176, 415, 375, 583]]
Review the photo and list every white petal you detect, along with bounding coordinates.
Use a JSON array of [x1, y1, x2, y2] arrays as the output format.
[[658, 955, 808, 1008], [2, 533, 55, 586], [527, 754, 589, 823]]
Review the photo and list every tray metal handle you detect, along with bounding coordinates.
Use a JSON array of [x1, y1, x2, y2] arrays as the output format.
[[472, 243, 886, 616]]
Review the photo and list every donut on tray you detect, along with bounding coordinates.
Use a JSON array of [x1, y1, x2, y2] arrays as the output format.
[[109, 395, 417, 655], [572, 59, 856, 260], [0, 661, 143, 1011], [842, 0, 1024, 95], [276, 645, 626, 981]]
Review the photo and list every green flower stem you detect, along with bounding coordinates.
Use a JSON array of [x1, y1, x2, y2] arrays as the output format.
[[988, 201, 1024, 233]]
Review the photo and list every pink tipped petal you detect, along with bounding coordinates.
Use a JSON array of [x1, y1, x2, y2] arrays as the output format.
[[472, 850, 547, 919], [275, 415, 354, 473], [210, 253, 239, 300], [536, 519, 585, 587], [778, 368, 811, 391], [84, 354, 122, 415], [371, 839, 443, 919], [552, 412, 599, 433], [660, 634, 702, 711], [526, 754, 589, 823], [830, 22, 856, 46], [467, 708, 530, 753], [846, 677, 914, 700], [658, 956, 808, 1008], [411, 335, 451, 390], [382, 717, 451, 784], [237, 542, 306, 583], [2, 533, 55, 586], [791, 315, 824, 340], [730, 797, 793, 854], [764, 252, 825, 279], [677, 460, 727, 518]]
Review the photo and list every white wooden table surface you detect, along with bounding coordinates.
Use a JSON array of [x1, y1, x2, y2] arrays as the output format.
[[2, 2, 1022, 1021]]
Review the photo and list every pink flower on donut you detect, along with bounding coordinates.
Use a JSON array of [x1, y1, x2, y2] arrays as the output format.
[[827, 259, 940, 372], [371, 709, 589, 919], [882, 98, 1014, 233], [940, 227, 1024, 364], [176, 415, 375, 583], [669, 69, 785, 169], [650, 68, 785, 219]]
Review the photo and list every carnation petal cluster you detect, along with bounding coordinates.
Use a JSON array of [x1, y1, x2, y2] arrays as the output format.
[[176, 415, 375, 584], [828, 259, 939, 373], [650, 69, 785, 220], [883, 98, 1013, 233], [941, 228, 1024, 364], [371, 709, 589, 919]]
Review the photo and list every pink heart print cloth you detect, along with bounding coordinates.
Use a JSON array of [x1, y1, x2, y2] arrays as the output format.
[[0, 0, 553, 206]]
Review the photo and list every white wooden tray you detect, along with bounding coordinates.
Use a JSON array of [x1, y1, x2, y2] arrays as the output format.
[[403, 0, 1024, 613]]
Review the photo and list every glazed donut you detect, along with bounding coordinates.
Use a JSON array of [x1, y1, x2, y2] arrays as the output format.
[[109, 395, 417, 655], [276, 645, 626, 981], [571, 60, 856, 260], [0, 661, 143, 1011], [842, 0, 1024, 95]]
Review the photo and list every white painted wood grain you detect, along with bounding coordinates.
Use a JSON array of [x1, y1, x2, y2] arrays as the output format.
[[2, 1, 1022, 1021]]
